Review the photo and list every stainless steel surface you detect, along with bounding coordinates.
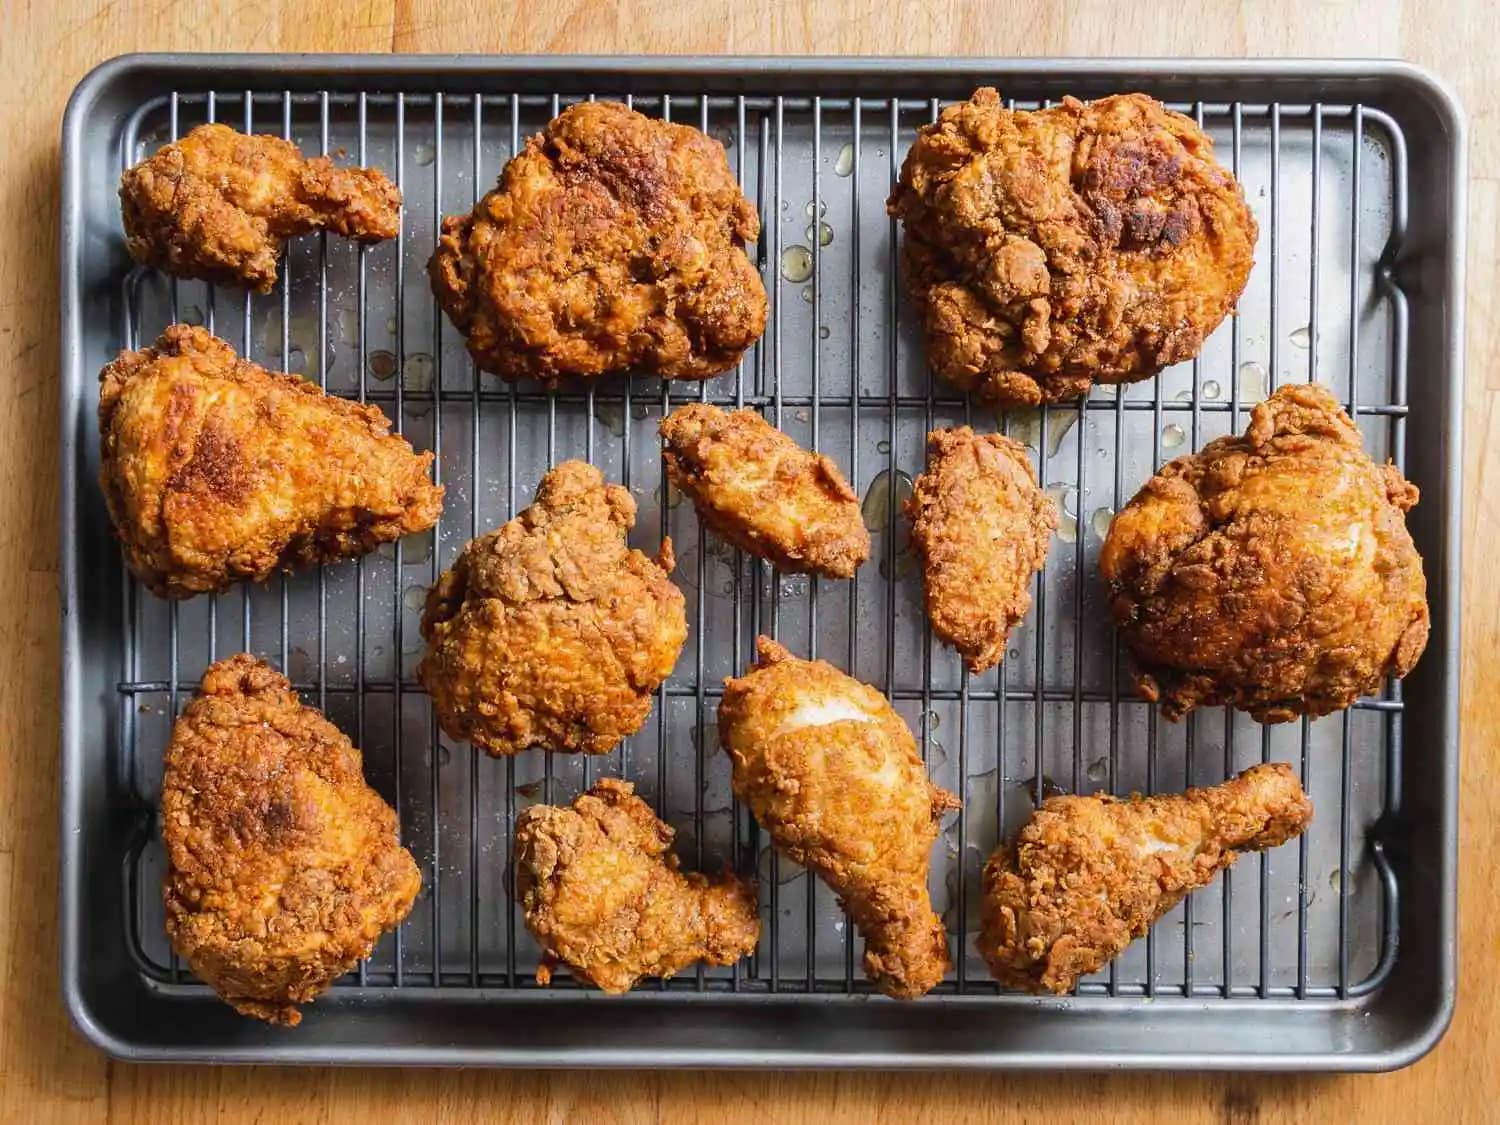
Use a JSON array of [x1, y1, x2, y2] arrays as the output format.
[[59, 56, 1465, 1069]]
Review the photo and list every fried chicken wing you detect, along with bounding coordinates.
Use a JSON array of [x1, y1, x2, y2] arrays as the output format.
[[429, 101, 766, 385], [161, 654, 420, 1026], [888, 89, 1257, 407], [1099, 383, 1429, 722], [659, 403, 869, 578], [514, 778, 760, 992], [719, 638, 961, 998], [120, 123, 401, 292], [977, 763, 1311, 994], [98, 325, 443, 599], [418, 460, 686, 756], [906, 427, 1057, 672]]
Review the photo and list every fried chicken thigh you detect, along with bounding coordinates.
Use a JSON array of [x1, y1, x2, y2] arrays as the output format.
[[161, 654, 420, 1025], [120, 123, 401, 292], [418, 461, 687, 756], [906, 427, 1057, 672], [514, 778, 760, 992], [660, 403, 869, 578], [1100, 383, 1429, 722], [429, 101, 766, 385], [98, 326, 443, 599], [888, 89, 1257, 406], [978, 763, 1311, 994], [719, 638, 961, 998]]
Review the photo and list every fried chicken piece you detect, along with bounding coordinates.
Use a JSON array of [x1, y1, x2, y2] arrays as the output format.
[[659, 403, 869, 578], [428, 101, 766, 385], [888, 89, 1257, 407], [514, 778, 760, 992], [977, 762, 1311, 994], [418, 461, 686, 756], [120, 123, 401, 292], [1100, 383, 1429, 722], [98, 325, 443, 599], [906, 427, 1057, 672], [719, 638, 961, 998], [160, 654, 420, 1026]]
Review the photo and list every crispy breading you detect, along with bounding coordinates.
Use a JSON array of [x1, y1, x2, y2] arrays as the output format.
[[98, 325, 443, 599], [659, 403, 869, 578], [119, 122, 401, 292], [428, 101, 766, 385], [161, 654, 420, 1026], [1099, 383, 1429, 722], [905, 426, 1057, 672], [514, 778, 760, 992], [977, 763, 1311, 994], [718, 638, 961, 999], [888, 89, 1257, 406], [418, 461, 687, 756]]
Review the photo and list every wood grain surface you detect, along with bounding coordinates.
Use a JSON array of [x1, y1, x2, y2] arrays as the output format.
[[2, 2, 1494, 1122]]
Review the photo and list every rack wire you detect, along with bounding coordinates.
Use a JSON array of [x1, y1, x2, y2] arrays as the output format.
[[116, 86, 1407, 1002]]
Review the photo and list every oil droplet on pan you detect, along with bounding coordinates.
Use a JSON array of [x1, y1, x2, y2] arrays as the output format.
[[369, 350, 398, 380], [1239, 361, 1268, 401], [780, 245, 813, 283], [1202, 379, 1222, 401], [413, 142, 436, 167], [804, 222, 834, 247], [1091, 507, 1115, 539], [1290, 325, 1312, 349], [1161, 423, 1186, 449], [861, 468, 914, 531], [834, 142, 855, 176], [803, 199, 827, 219]]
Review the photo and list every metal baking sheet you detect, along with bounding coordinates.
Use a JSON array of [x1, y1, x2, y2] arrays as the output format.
[[58, 55, 1464, 1070]]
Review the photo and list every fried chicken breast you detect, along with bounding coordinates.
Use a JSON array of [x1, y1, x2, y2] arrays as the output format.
[[906, 427, 1057, 672], [161, 654, 420, 1026], [659, 403, 869, 578], [428, 101, 766, 385], [98, 325, 443, 599], [1100, 383, 1429, 722], [977, 763, 1311, 994], [120, 123, 401, 292], [888, 89, 1257, 406], [514, 778, 760, 992], [418, 460, 687, 756], [719, 638, 961, 998]]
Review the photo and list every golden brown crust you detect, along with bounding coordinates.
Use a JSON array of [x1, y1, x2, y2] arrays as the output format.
[[1099, 383, 1429, 722], [428, 101, 766, 385], [977, 763, 1311, 994], [161, 654, 420, 1026], [718, 638, 960, 998], [906, 427, 1057, 672], [659, 403, 870, 578], [119, 123, 401, 292], [418, 460, 687, 756], [98, 325, 444, 599], [514, 778, 760, 992], [888, 89, 1257, 406]]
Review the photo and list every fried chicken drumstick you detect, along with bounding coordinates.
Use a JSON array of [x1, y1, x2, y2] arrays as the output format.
[[120, 123, 401, 292], [514, 778, 760, 992], [418, 460, 686, 756], [98, 326, 443, 599], [1100, 383, 1429, 722], [978, 763, 1311, 994], [906, 427, 1056, 672], [888, 89, 1257, 406], [719, 638, 961, 998], [429, 101, 766, 385], [660, 403, 869, 578], [161, 655, 420, 1025]]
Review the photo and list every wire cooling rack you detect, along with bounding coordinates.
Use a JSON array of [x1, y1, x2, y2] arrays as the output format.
[[113, 85, 1409, 1005]]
